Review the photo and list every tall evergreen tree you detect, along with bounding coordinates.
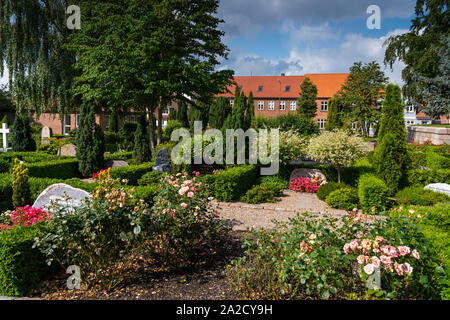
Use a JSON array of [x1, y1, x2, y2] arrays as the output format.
[[209, 97, 229, 129], [188, 103, 208, 130], [11, 114, 36, 152], [108, 111, 118, 133], [133, 115, 151, 164], [325, 97, 341, 131], [297, 77, 318, 119], [373, 84, 409, 194], [177, 101, 189, 128], [244, 91, 254, 130], [76, 103, 104, 177]]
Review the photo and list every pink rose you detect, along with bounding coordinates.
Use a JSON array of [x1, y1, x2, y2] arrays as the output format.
[[388, 246, 398, 258], [375, 236, 385, 244], [371, 256, 381, 268], [349, 240, 359, 251], [380, 255, 392, 266], [398, 246, 411, 257], [178, 186, 189, 196], [363, 264, 375, 275], [411, 249, 420, 260], [343, 243, 350, 254], [187, 192, 194, 198], [357, 255, 367, 264], [181, 202, 188, 209], [399, 263, 413, 275]]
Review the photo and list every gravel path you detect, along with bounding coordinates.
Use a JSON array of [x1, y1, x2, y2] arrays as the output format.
[[213, 189, 348, 231]]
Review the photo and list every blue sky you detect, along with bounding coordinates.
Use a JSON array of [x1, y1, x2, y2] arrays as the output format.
[[216, 0, 418, 84], [1, 0, 417, 87]]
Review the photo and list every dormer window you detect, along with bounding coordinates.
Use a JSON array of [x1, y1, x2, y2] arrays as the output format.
[[285, 86, 291, 92], [257, 85, 263, 92], [238, 86, 243, 91]]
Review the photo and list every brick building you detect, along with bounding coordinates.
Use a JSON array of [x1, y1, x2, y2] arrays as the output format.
[[217, 73, 349, 129]]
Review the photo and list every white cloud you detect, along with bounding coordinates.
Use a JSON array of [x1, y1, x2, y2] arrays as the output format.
[[224, 29, 409, 85], [281, 22, 337, 42]]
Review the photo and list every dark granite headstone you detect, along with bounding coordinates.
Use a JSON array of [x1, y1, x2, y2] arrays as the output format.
[[152, 148, 170, 172]]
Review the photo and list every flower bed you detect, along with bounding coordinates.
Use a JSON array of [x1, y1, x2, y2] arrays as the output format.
[[289, 176, 323, 193]]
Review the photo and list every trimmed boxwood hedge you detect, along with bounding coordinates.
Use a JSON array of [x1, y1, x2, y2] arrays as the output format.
[[0, 224, 54, 296], [110, 162, 154, 185], [132, 184, 160, 207], [426, 151, 450, 170], [407, 169, 450, 186], [27, 158, 80, 179], [215, 165, 259, 202], [358, 174, 389, 214]]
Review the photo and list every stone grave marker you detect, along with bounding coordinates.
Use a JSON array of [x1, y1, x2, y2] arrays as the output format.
[[289, 168, 327, 183], [0, 123, 12, 152], [32, 183, 91, 213], [105, 160, 129, 169], [152, 147, 170, 172], [57, 143, 77, 157], [424, 183, 450, 197], [41, 126, 52, 145]]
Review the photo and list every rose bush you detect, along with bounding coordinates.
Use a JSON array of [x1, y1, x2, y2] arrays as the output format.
[[289, 176, 323, 193], [11, 206, 49, 227], [145, 171, 228, 267]]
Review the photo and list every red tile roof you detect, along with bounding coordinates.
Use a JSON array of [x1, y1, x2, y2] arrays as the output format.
[[219, 73, 349, 99]]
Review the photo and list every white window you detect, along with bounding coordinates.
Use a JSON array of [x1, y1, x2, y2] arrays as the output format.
[[351, 122, 357, 131], [406, 120, 414, 125], [63, 115, 71, 135], [258, 101, 264, 111], [280, 101, 286, 111], [268, 101, 275, 110], [321, 101, 328, 112], [75, 114, 80, 128], [406, 106, 414, 113], [318, 119, 326, 130], [230, 99, 234, 108], [290, 101, 296, 111], [162, 107, 169, 115]]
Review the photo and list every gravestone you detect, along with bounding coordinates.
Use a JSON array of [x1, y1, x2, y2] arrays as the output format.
[[0, 123, 12, 152], [41, 126, 52, 145], [105, 160, 129, 169], [289, 168, 327, 182], [424, 183, 450, 197], [57, 144, 77, 157], [152, 147, 170, 172], [32, 183, 91, 213]]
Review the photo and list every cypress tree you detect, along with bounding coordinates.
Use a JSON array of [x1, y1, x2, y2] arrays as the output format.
[[76, 103, 104, 177], [209, 97, 228, 129], [177, 101, 189, 128], [11, 114, 36, 152], [325, 97, 341, 131], [244, 91, 254, 130], [373, 84, 409, 194], [108, 111, 118, 132], [297, 77, 318, 119], [133, 115, 151, 164], [168, 108, 178, 121]]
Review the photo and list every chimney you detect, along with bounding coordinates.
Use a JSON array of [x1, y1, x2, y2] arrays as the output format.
[[281, 73, 285, 76]]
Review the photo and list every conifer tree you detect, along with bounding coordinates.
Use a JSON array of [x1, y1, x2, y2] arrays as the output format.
[[297, 77, 318, 119], [373, 84, 409, 194], [209, 97, 229, 129], [11, 114, 36, 152], [244, 91, 254, 130], [177, 102, 189, 128], [133, 116, 151, 164], [108, 111, 118, 132], [76, 103, 104, 177], [325, 97, 341, 131]]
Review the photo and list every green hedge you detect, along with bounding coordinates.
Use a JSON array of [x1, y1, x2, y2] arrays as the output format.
[[132, 184, 160, 207], [0, 152, 68, 174], [358, 174, 389, 214], [110, 162, 154, 185], [104, 151, 133, 162], [215, 165, 258, 202], [395, 186, 450, 206], [27, 158, 80, 179], [317, 182, 348, 201], [325, 187, 359, 211], [0, 173, 13, 212], [0, 224, 52, 296], [407, 169, 450, 186], [426, 151, 450, 170]]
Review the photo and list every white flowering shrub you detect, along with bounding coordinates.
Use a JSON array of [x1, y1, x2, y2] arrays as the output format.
[[307, 130, 367, 182], [278, 130, 308, 167]]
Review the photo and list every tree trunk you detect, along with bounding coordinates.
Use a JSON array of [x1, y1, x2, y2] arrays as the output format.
[[157, 101, 163, 145], [147, 108, 155, 155]]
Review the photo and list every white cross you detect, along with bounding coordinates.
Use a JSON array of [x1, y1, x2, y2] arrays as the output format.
[[0, 123, 10, 150]]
